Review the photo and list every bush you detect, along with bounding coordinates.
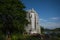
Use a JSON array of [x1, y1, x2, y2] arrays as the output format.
[[25, 35, 41, 40], [11, 34, 41, 40], [0, 34, 5, 40]]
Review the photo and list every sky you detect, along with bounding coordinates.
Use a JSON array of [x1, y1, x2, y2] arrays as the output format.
[[21, 0, 60, 29]]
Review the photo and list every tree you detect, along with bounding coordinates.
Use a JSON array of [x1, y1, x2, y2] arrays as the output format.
[[40, 26, 44, 33], [0, 0, 28, 39]]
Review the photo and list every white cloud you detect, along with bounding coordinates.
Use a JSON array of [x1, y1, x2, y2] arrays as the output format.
[[50, 17, 60, 20], [39, 17, 60, 29], [40, 21, 60, 29], [40, 19, 47, 22]]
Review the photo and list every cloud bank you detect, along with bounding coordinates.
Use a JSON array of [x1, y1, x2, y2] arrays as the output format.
[[40, 17, 60, 29]]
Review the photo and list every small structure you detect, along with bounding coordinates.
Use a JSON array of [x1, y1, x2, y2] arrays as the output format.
[[25, 8, 41, 34]]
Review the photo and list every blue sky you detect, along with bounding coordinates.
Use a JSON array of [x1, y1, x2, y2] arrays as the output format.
[[21, 0, 60, 29]]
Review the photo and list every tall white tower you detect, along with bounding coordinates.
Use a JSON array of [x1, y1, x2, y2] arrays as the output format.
[[25, 8, 41, 34]]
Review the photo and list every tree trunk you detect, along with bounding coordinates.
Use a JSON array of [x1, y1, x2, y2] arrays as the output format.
[[6, 34, 11, 40]]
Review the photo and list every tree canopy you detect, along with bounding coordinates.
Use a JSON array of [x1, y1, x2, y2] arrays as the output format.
[[0, 0, 28, 34]]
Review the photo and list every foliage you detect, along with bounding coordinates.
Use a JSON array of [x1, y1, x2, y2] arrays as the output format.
[[0, 33, 5, 40], [11, 34, 41, 40], [0, 0, 28, 34], [52, 28, 60, 31], [26, 35, 41, 40], [40, 26, 44, 34]]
